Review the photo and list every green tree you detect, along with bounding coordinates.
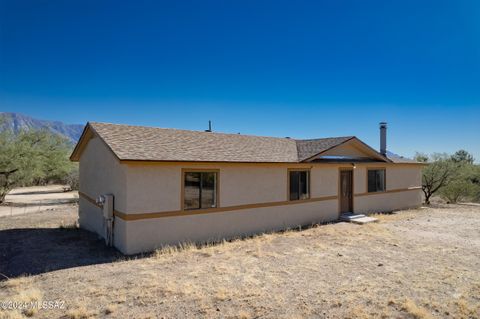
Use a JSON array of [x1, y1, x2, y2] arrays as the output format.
[[451, 149, 475, 164], [0, 129, 75, 203], [421, 153, 456, 205], [440, 164, 478, 203], [414, 152, 429, 163]]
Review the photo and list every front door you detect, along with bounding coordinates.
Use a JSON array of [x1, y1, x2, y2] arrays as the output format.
[[339, 169, 353, 213]]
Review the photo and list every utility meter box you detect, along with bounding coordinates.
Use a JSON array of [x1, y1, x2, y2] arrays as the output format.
[[102, 194, 114, 219]]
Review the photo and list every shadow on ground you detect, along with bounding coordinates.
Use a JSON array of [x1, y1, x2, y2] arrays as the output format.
[[0, 227, 122, 279]]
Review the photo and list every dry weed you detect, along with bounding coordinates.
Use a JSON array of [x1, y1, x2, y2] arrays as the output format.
[[237, 310, 251, 319], [65, 305, 93, 319], [401, 299, 433, 319], [59, 220, 79, 229], [455, 298, 479, 318], [0, 311, 24, 319]]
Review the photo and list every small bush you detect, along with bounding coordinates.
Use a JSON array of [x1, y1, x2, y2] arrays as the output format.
[[64, 168, 79, 190], [440, 179, 476, 203]]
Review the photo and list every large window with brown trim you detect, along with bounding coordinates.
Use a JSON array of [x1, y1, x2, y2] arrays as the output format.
[[289, 170, 310, 201], [184, 172, 217, 210], [367, 169, 386, 193]]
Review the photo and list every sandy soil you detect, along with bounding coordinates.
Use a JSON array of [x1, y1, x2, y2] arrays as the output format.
[[0, 202, 479, 318], [0, 185, 78, 218]]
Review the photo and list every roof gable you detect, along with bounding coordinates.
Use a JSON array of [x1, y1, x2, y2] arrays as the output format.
[[302, 137, 391, 163]]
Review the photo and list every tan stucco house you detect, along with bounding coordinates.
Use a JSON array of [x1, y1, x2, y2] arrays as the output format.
[[70, 122, 424, 254]]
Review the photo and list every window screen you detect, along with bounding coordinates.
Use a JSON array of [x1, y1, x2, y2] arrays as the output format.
[[289, 170, 310, 201], [184, 172, 217, 210], [368, 169, 386, 193]]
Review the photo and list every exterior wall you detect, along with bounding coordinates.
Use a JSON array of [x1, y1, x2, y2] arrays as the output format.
[[118, 162, 341, 254], [78, 145, 423, 254], [124, 163, 340, 213], [354, 190, 422, 213], [122, 200, 338, 254], [78, 136, 128, 249], [353, 164, 423, 213], [116, 162, 422, 254]]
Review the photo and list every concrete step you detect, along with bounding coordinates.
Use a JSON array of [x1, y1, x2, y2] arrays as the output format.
[[340, 213, 378, 224], [340, 213, 366, 221], [350, 216, 378, 224]]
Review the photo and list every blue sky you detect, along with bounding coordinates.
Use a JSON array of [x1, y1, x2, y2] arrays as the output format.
[[0, 0, 479, 160]]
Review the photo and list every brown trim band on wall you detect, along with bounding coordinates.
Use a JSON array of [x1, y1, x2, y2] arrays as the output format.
[[354, 186, 422, 197], [78, 187, 422, 222], [78, 191, 101, 208], [114, 195, 339, 221]]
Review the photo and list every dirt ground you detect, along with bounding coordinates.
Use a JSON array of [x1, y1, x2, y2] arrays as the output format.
[[1, 197, 479, 318], [0, 185, 78, 218]]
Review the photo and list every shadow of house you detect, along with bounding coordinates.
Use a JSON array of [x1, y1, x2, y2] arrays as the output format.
[[0, 227, 122, 279]]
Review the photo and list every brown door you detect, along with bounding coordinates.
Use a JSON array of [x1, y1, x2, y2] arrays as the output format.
[[339, 170, 353, 213]]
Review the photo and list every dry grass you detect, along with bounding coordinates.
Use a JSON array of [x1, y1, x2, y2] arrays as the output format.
[[1, 204, 480, 318], [401, 299, 434, 319], [58, 220, 79, 229], [65, 306, 92, 319], [0, 276, 43, 319]]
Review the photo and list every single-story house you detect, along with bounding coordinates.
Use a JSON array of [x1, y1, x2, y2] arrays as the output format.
[[70, 122, 424, 254]]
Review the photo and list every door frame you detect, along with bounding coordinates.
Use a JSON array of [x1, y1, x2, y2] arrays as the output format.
[[338, 167, 354, 216]]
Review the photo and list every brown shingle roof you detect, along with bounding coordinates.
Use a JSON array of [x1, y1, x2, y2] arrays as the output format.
[[72, 122, 390, 163], [89, 122, 299, 162]]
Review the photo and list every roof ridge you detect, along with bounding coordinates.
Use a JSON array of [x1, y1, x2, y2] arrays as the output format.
[[295, 136, 355, 142], [89, 121, 339, 141]]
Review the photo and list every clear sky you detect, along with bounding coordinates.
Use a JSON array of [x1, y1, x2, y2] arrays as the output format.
[[1, 0, 479, 160]]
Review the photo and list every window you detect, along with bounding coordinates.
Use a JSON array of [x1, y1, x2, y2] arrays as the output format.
[[184, 171, 217, 210], [368, 169, 386, 193], [289, 170, 310, 201]]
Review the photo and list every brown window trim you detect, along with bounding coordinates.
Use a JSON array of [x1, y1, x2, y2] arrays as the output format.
[[181, 168, 220, 211], [287, 168, 311, 201], [366, 167, 386, 193]]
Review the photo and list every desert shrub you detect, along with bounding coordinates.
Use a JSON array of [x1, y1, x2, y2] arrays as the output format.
[[440, 179, 476, 203], [416, 151, 479, 204], [439, 163, 480, 203], [63, 167, 79, 190]]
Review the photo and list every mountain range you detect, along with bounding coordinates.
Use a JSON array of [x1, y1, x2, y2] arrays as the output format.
[[0, 112, 84, 143]]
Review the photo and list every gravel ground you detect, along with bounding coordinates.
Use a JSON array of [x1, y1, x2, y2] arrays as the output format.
[[0, 204, 479, 319]]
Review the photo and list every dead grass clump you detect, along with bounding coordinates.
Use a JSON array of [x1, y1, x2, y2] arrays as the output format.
[[237, 310, 251, 319], [153, 241, 203, 256], [454, 298, 479, 318], [346, 305, 370, 319], [1, 275, 33, 290], [103, 304, 117, 315], [59, 220, 79, 229], [66, 305, 93, 319], [214, 288, 229, 301], [0, 285, 43, 319], [401, 299, 433, 319], [0, 311, 24, 319], [22, 308, 37, 317]]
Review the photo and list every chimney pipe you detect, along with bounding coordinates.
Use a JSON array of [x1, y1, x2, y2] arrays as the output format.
[[205, 120, 212, 132], [379, 122, 387, 156]]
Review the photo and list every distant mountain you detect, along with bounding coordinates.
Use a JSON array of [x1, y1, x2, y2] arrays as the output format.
[[0, 112, 84, 143]]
